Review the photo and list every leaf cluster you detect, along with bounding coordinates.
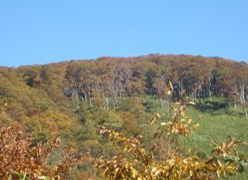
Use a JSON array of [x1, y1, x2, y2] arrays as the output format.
[[95, 95, 247, 180], [0, 121, 88, 180]]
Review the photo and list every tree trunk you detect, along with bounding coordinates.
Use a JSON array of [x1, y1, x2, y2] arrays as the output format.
[[208, 89, 212, 101]]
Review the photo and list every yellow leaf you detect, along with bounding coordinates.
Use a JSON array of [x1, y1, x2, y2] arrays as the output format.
[[180, 119, 186, 122], [155, 113, 160, 119], [193, 124, 199, 129], [104, 168, 109, 176], [187, 119, 192, 125], [150, 118, 156, 125], [115, 168, 120, 174], [151, 167, 157, 173], [169, 81, 173, 91], [155, 170, 161, 176], [161, 122, 166, 126], [188, 102, 196, 105]]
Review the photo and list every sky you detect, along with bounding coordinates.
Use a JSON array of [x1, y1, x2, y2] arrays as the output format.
[[0, 0, 247, 67]]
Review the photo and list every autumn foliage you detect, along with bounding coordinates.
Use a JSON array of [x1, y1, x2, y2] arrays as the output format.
[[95, 89, 247, 180], [0, 55, 248, 179], [96, 117, 246, 179], [0, 121, 88, 180]]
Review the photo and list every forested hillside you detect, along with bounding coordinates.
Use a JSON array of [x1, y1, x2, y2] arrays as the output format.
[[0, 54, 248, 179]]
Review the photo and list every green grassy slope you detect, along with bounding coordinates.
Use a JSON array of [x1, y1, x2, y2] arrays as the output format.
[[183, 99, 248, 179], [137, 97, 248, 179]]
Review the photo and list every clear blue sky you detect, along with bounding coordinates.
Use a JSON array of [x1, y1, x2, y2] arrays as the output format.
[[0, 0, 247, 67]]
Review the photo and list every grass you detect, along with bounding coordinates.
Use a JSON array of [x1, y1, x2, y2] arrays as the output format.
[[180, 98, 248, 179], [140, 96, 248, 179]]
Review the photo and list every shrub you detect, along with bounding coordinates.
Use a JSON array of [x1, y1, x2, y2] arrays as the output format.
[[95, 96, 247, 179], [0, 121, 88, 180]]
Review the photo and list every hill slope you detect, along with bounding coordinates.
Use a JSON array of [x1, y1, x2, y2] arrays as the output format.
[[0, 55, 248, 179]]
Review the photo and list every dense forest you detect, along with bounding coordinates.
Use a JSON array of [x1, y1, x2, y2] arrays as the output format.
[[0, 54, 248, 179]]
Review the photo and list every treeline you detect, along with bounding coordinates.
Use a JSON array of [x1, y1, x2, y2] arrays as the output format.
[[1, 54, 248, 116], [65, 55, 248, 115], [64, 55, 247, 111]]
